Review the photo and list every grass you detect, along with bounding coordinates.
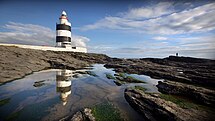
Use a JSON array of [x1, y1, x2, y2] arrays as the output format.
[[6, 110, 22, 121], [92, 103, 124, 121], [159, 94, 199, 109], [0, 98, 10, 107], [105, 73, 116, 80], [134, 86, 147, 92]]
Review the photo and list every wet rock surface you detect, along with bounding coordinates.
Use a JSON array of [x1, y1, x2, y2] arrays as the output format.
[[157, 81, 215, 107], [105, 73, 145, 86], [71, 108, 95, 121], [33, 80, 46, 87], [106, 56, 215, 121], [105, 56, 215, 88], [69, 102, 124, 121], [124, 88, 214, 121], [1, 46, 214, 88]]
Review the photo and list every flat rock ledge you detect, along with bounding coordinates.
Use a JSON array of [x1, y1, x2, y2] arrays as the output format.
[[104, 56, 215, 88], [0, 46, 110, 84], [157, 81, 215, 107], [71, 108, 95, 121], [124, 88, 211, 121]]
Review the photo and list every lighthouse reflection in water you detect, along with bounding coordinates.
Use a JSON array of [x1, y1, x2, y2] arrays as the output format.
[[56, 70, 72, 106]]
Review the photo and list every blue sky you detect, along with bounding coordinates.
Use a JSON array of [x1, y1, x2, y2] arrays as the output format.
[[0, 0, 214, 59]]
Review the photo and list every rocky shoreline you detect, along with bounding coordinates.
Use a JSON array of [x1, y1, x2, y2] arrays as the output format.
[[157, 81, 215, 107], [0, 46, 110, 84], [103, 54, 215, 121], [0, 45, 214, 121], [124, 88, 214, 121], [104, 56, 215, 88]]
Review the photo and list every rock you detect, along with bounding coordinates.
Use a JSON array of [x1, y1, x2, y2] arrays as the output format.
[[123, 76, 144, 83], [71, 111, 84, 121], [1, 44, 214, 121], [108, 73, 144, 86], [105, 56, 215, 88], [83, 108, 95, 121], [1, 45, 214, 89], [33, 80, 45, 87], [74, 71, 88, 75], [86, 71, 98, 77], [104, 64, 127, 69], [105, 73, 116, 80], [124, 88, 213, 121], [157, 81, 215, 107], [0, 46, 108, 84], [71, 108, 95, 121], [165, 56, 213, 63], [72, 74, 79, 78], [114, 80, 123, 86]]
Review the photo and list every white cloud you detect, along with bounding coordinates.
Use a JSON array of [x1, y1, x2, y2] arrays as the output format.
[[123, 2, 173, 19], [153, 36, 168, 40], [87, 44, 116, 54], [0, 22, 55, 45], [72, 35, 89, 47], [79, 2, 215, 59], [107, 44, 214, 59], [0, 22, 89, 47], [81, 2, 215, 35], [89, 35, 215, 59]]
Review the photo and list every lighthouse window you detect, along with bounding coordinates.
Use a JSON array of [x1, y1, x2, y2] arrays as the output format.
[[72, 47, 76, 49]]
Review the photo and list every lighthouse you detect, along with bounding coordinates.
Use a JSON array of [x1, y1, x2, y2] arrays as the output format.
[[0, 11, 87, 52], [56, 11, 72, 48]]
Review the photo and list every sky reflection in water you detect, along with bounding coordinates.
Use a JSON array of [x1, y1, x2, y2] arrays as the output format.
[[0, 64, 163, 121]]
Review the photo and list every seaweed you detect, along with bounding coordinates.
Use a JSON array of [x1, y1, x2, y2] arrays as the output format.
[[160, 94, 199, 109], [92, 102, 124, 121], [0, 98, 10, 107], [105, 73, 116, 80], [134, 86, 147, 92], [6, 110, 22, 121]]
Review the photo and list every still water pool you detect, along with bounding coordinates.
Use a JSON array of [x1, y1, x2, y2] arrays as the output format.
[[0, 64, 162, 121]]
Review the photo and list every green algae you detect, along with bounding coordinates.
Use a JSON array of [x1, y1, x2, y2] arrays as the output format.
[[92, 103, 124, 121]]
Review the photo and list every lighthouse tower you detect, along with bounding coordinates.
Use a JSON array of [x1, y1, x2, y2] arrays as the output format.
[[56, 11, 72, 48]]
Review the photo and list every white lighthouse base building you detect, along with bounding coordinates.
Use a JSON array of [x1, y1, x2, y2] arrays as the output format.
[[0, 43, 87, 53]]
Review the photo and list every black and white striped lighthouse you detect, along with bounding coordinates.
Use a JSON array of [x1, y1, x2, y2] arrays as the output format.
[[56, 11, 72, 48]]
